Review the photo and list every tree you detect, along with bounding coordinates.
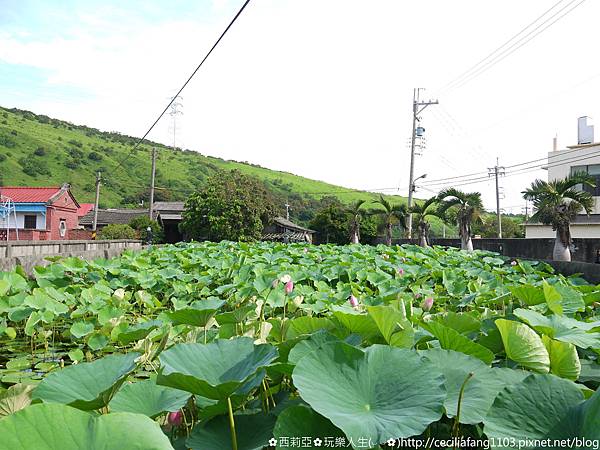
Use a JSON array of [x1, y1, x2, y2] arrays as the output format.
[[437, 188, 483, 252], [409, 196, 442, 247], [180, 170, 277, 242], [471, 215, 525, 238], [372, 195, 407, 245], [522, 174, 594, 261], [97, 224, 137, 240], [346, 200, 368, 244], [309, 201, 349, 244], [129, 216, 164, 243]]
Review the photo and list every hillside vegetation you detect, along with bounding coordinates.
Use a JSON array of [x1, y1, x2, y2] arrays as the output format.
[[0, 106, 407, 212]]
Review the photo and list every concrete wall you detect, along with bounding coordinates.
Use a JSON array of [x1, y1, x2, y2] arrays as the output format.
[[525, 224, 600, 239], [0, 239, 142, 273], [391, 237, 600, 264]]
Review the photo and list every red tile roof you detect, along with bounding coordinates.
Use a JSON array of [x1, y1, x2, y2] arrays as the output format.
[[0, 186, 62, 203], [77, 203, 95, 217]]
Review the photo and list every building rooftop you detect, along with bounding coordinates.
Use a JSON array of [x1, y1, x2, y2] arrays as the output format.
[[79, 208, 148, 226], [272, 216, 315, 233], [0, 186, 62, 203]]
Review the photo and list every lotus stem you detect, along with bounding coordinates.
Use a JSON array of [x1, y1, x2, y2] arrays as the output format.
[[227, 396, 238, 450], [203, 327, 207, 345], [452, 372, 474, 449]]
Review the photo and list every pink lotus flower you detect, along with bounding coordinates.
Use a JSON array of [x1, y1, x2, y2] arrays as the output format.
[[510, 261, 517, 266], [285, 280, 294, 295], [414, 293, 422, 299], [421, 297, 434, 312], [397, 267, 405, 276], [168, 411, 183, 427], [348, 295, 359, 307], [303, 248, 309, 253]]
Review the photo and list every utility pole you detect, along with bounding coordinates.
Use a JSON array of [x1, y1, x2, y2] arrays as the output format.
[[488, 158, 505, 238], [92, 172, 101, 236], [284, 203, 291, 221], [407, 88, 438, 239], [149, 147, 157, 219]]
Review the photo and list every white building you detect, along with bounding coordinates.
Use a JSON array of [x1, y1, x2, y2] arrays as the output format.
[[525, 116, 600, 238]]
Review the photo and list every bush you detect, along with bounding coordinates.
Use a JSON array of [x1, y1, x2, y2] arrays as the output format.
[[68, 139, 82, 148], [87, 151, 102, 161], [65, 159, 79, 169], [129, 216, 164, 243], [0, 154, 6, 162], [34, 147, 46, 156], [97, 224, 137, 240], [0, 135, 16, 148], [19, 157, 50, 176]]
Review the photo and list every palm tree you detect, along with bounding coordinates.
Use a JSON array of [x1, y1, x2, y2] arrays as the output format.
[[372, 195, 407, 245], [437, 188, 483, 252], [522, 173, 595, 261], [409, 196, 442, 247], [346, 200, 367, 244]]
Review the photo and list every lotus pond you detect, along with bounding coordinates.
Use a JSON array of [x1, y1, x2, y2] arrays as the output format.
[[0, 241, 599, 449]]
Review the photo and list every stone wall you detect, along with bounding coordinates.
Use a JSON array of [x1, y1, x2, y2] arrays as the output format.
[[0, 239, 142, 273]]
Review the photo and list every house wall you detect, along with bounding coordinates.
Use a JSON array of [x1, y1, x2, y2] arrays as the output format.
[[525, 224, 600, 239], [0, 211, 46, 230], [46, 190, 79, 240]]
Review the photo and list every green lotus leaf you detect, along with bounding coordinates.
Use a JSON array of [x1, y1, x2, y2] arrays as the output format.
[[69, 321, 95, 338], [367, 305, 414, 345], [423, 320, 494, 364], [543, 282, 585, 315], [0, 383, 35, 417], [293, 342, 446, 444], [331, 307, 380, 338], [508, 285, 545, 306], [0, 403, 173, 450], [285, 316, 334, 339], [288, 331, 339, 365], [484, 374, 584, 449], [157, 337, 278, 400], [165, 298, 225, 327], [187, 412, 276, 450], [496, 319, 550, 373], [542, 335, 581, 381], [429, 311, 481, 335], [32, 353, 140, 410], [117, 320, 162, 345], [109, 379, 191, 418], [421, 349, 527, 424], [273, 405, 345, 449]]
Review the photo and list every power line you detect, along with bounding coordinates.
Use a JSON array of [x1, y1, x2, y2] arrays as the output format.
[[439, 0, 586, 95], [110, 0, 252, 177]]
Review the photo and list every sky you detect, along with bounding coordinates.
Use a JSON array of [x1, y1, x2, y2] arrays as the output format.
[[1, 0, 600, 213]]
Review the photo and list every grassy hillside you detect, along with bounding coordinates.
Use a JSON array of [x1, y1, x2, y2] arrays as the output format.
[[0, 106, 406, 209]]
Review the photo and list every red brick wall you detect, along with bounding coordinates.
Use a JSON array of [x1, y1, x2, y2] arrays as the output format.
[[1, 229, 49, 240], [46, 190, 80, 240], [67, 229, 93, 240]]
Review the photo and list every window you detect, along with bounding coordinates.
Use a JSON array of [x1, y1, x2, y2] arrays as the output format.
[[23, 215, 37, 229], [570, 164, 600, 196], [59, 220, 67, 238]]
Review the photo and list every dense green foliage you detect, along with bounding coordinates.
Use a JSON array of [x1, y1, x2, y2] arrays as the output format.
[[180, 170, 278, 242], [129, 216, 164, 244], [0, 242, 599, 448], [97, 224, 137, 240]]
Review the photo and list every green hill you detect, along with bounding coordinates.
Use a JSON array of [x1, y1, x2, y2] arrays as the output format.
[[0, 106, 407, 213]]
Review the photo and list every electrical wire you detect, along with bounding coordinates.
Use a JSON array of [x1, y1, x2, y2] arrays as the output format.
[[109, 0, 252, 177]]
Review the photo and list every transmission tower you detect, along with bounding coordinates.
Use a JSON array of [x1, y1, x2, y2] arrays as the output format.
[[0, 193, 18, 240], [168, 95, 183, 151]]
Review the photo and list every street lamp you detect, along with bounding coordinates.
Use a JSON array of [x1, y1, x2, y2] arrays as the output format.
[[411, 173, 427, 192]]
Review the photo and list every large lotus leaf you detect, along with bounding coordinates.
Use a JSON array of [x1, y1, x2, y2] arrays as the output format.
[[514, 309, 600, 349], [367, 305, 414, 345], [187, 412, 276, 450], [496, 319, 549, 373], [543, 282, 585, 315], [69, 321, 95, 338], [0, 383, 34, 417], [542, 335, 581, 381], [165, 298, 225, 327], [543, 388, 600, 447], [288, 331, 339, 365], [509, 285, 545, 306], [32, 353, 140, 410], [285, 316, 335, 339], [109, 379, 191, 418], [331, 308, 380, 338], [0, 403, 173, 450], [273, 405, 345, 449], [484, 374, 584, 449], [579, 360, 600, 384], [430, 311, 481, 335], [421, 349, 527, 424], [117, 320, 162, 345], [423, 320, 494, 364], [293, 342, 446, 444], [158, 337, 278, 400]]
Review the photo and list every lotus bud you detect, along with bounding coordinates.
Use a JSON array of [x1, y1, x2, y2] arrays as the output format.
[[348, 295, 359, 307], [414, 293, 422, 299], [382, 254, 389, 260], [285, 280, 294, 295], [272, 279, 280, 289], [401, 257, 406, 263], [280, 274, 292, 283], [510, 261, 517, 266], [421, 297, 434, 312], [168, 410, 183, 427], [303, 247, 309, 253], [397, 267, 405, 276]]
